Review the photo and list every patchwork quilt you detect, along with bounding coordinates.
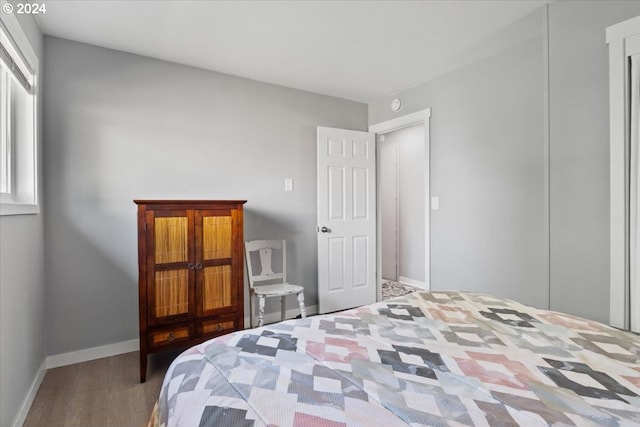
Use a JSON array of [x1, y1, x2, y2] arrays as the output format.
[[150, 291, 640, 426]]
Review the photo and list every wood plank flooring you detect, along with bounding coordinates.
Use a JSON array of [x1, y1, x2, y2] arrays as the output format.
[[22, 286, 410, 427], [23, 350, 180, 427]]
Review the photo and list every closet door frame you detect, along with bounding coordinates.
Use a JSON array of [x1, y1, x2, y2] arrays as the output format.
[[607, 15, 640, 331]]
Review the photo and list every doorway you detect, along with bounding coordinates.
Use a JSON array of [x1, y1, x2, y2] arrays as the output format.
[[370, 109, 431, 301], [378, 124, 425, 287], [379, 133, 399, 282]]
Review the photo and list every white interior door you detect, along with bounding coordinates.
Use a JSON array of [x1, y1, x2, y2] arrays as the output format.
[[317, 126, 376, 313]]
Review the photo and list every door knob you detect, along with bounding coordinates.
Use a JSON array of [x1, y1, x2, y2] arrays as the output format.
[[320, 226, 330, 233]]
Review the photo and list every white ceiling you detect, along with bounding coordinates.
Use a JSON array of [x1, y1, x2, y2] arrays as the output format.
[[35, 0, 549, 103]]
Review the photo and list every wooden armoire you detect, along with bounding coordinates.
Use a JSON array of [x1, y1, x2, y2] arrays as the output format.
[[134, 200, 246, 382]]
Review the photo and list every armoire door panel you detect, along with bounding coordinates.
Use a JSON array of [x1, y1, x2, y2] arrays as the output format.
[[198, 210, 233, 261], [154, 216, 189, 264], [146, 209, 195, 326], [201, 265, 234, 314], [154, 270, 190, 318], [203, 216, 232, 259]]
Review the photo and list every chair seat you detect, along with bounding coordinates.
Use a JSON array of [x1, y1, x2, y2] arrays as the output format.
[[252, 283, 304, 297]]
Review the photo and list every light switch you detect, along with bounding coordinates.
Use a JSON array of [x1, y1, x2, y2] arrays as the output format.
[[431, 196, 439, 210], [285, 178, 293, 192]]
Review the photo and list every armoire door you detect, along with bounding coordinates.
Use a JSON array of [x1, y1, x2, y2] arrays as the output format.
[[145, 209, 196, 326], [196, 208, 239, 317]]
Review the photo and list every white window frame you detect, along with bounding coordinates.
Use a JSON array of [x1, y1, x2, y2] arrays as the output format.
[[1, 68, 10, 198], [0, 12, 39, 216]]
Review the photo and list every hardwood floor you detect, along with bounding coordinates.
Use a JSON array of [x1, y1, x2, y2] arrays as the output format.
[[22, 287, 416, 427], [23, 350, 180, 427]]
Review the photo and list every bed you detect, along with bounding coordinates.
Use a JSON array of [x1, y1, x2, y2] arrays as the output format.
[[149, 291, 640, 426]]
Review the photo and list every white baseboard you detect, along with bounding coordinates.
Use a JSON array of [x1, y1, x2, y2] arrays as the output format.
[[244, 304, 319, 328], [11, 359, 46, 427], [44, 305, 322, 369], [399, 276, 427, 289], [46, 339, 140, 369], [45, 305, 322, 369]]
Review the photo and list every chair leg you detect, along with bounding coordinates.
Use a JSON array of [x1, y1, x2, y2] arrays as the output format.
[[297, 292, 306, 319], [258, 295, 266, 327], [281, 296, 286, 322]]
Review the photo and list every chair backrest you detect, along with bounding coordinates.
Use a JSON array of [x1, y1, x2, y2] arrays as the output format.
[[244, 240, 287, 288]]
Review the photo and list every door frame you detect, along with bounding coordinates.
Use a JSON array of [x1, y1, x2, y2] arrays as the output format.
[[607, 16, 640, 330], [369, 108, 431, 301]]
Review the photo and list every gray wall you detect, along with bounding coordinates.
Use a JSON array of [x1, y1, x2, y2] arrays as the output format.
[[43, 37, 367, 355], [371, 8, 548, 310], [370, 1, 640, 324], [548, 1, 640, 323], [0, 11, 45, 427]]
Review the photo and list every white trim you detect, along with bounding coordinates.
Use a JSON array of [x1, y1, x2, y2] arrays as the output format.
[[607, 16, 640, 329], [394, 143, 400, 282], [630, 54, 640, 333], [42, 309, 322, 367], [398, 276, 427, 290], [244, 304, 318, 328], [369, 109, 432, 134], [0, 13, 38, 71], [370, 108, 431, 302], [609, 25, 628, 329], [542, 4, 551, 311], [10, 360, 46, 427], [607, 15, 640, 44], [0, 202, 39, 215], [44, 310, 321, 367], [46, 339, 139, 369]]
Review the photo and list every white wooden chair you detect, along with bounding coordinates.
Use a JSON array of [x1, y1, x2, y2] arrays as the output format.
[[244, 239, 306, 327]]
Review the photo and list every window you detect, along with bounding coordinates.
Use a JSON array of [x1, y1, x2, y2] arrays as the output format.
[[0, 14, 38, 215]]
